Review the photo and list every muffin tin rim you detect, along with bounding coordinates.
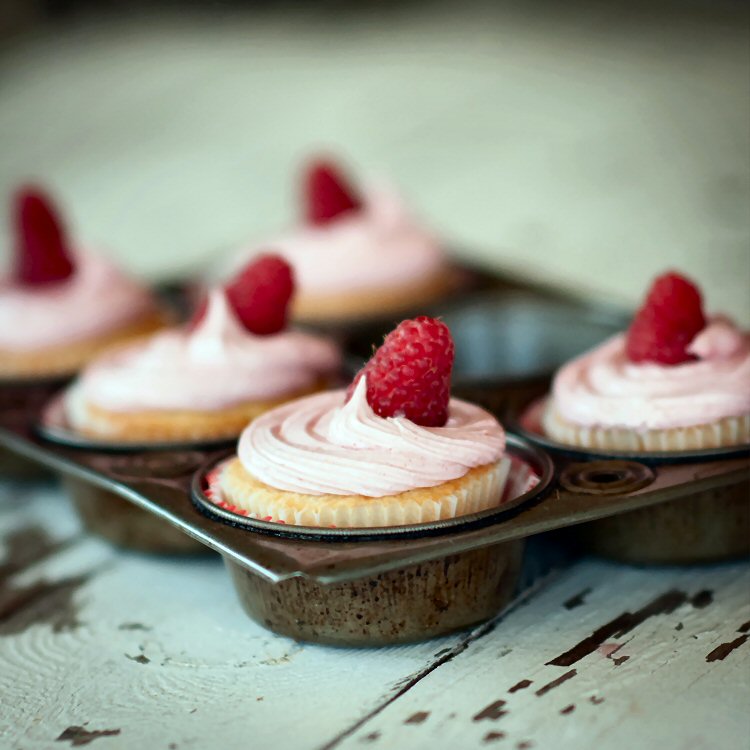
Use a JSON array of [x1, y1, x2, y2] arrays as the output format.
[[189, 433, 556, 542], [510, 396, 750, 465]]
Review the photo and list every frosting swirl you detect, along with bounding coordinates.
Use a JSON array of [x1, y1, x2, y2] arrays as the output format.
[[0, 251, 156, 351], [230, 186, 444, 295], [238, 377, 506, 497], [551, 319, 750, 430], [74, 288, 340, 412]]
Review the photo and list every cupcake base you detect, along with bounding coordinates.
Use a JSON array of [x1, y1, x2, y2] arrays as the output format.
[[217, 456, 511, 528], [66, 379, 330, 443], [291, 267, 458, 325], [543, 402, 750, 452], [0, 311, 166, 380]]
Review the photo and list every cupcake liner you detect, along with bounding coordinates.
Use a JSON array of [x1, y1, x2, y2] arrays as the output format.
[[206, 455, 539, 529], [542, 401, 750, 452]]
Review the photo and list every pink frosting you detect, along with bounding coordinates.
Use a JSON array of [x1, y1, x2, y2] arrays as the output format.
[[0, 251, 156, 351], [238, 377, 506, 497], [551, 319, 750, 430], [70, 288, 340, 413], [229, 186, 445, 295]]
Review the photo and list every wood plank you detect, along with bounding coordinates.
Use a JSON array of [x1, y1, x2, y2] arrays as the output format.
[[330, 560, 750, 750]]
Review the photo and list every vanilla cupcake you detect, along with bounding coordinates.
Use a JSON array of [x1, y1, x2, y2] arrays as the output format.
[[65, 255, 341, 442], [0, 187, 164, 380], [210, 316, 537, 527], [542, 272, 750, 452], [226, 159, 456, 324]]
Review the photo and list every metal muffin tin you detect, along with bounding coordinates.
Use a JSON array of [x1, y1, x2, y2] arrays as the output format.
[[1, 371, 748, 644], [508, 395, 750, 565]]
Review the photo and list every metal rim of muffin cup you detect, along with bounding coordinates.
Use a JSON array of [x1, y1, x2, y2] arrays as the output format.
[[511, 396, 750, 465], [189, 433, 556, 542]]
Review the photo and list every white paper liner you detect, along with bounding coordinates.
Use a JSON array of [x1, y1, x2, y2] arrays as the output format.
[[204, 455, 539, 528]]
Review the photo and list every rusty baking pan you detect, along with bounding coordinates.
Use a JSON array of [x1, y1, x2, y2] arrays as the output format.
[[0, 376, 70, 480], [37, 390, 234, 554], [2, 378, 748, 645], [510, 395, 750, 565]]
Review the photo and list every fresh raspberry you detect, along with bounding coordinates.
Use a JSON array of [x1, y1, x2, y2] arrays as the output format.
[[13, 187, 75, 286], [191, 254, 295, 335], [347, 316, 455, 427], [625, 271, 706, 365], [304, 159, 362, 226]]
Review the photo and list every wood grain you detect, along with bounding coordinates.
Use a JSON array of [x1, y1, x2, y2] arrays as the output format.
[[0, 481, 748, 749]]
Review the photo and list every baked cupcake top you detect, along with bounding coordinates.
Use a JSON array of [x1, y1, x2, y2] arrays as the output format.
[[70, 257, 340, 414], [550, 273, 750, 430], [0, 188, 157, 352], [230, 159, 445, 296], [237, 316, 506, 497]]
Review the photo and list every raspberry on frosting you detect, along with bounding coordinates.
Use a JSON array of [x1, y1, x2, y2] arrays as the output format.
[[347, 316, 455, 427], [13, 186, 75, 286], [625, 271, 707, 365], [192, 254, 295, 335], [304, 158, 363, 226]]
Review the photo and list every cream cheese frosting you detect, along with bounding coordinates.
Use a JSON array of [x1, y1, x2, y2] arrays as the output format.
[[231, 186, 445, 295], [550, 318, 750, 431], [0, 251, 156, 351], [238, 377, 506, 497], [72, 288, 340, 413]]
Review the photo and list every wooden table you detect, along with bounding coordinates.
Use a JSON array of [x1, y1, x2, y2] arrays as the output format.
[[1, 478, 748, 750]]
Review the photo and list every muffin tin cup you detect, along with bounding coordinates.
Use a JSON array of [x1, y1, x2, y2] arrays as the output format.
[[0, 376, 70, 480], [225, 540, 524, 646], [37, 390, 240, 554], [1, 373, 748, 644], [61, 475, 208, 554], [509, 395, 750, 565]]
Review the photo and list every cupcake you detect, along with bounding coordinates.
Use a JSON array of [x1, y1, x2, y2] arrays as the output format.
[[65, 255, 341, 442], [210, 316, 536, 528], [0, 187, 164, 380], [226, 158, 457, 324], [541, 272, 750, 452]]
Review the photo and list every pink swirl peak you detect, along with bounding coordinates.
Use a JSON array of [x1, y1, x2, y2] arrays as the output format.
[[238, 377, 506, 497], [551, 317, 750, 431], [73, 288, 340, 413], [229, 185, 444, 295], [0, 251, 156, 351]]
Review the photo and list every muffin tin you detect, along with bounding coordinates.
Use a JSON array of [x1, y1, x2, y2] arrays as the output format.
[[1, 364, 747, 644], [509, 395, 750, 564]]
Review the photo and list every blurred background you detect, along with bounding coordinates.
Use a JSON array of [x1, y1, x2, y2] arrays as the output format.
[[1, 0, 748, 322]]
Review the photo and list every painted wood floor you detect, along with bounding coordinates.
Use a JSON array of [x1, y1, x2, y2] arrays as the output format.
[[1, 478, 748, 750]]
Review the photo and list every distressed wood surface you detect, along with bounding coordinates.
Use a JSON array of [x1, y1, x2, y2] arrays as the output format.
[[1, 478, 748, 750]]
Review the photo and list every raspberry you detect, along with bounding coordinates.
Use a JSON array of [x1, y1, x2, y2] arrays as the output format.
[[347, 316, 455, 427], [191, 254, 294, 335], [304, 159, 362, 226], [13, 187, 75, 286], [625, 271, 706, 365]]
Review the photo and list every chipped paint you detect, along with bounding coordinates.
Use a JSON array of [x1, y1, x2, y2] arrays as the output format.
[[56, 726, 121, 747], [508, 679, 532, 693], [535, 670, 577, 697], [563, 588, 591, 610], [706, 635, 749, 662], [547, 590, 688, 667], [473, 700, 507, 722]]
